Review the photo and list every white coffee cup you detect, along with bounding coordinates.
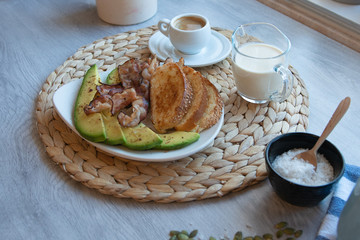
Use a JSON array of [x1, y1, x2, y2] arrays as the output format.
[[231, 23, 293, 104], [158, 13, 211, 55]]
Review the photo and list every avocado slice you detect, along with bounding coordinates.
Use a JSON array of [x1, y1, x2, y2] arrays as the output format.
[[102, 110, 126, 145], [106, 68, 121, 85], [155, 131, 200, 150], [122, 123, 162, 150], [74, 65, 107, 142]]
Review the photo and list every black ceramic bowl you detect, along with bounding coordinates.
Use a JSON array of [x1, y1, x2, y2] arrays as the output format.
[[265, 132, 345, 207]]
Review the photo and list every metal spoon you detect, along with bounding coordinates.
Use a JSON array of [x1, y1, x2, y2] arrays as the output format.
[[295, 97, 351, 169]]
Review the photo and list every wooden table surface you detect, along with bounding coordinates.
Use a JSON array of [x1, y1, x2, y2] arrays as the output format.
[[1, 0, 359, 239]]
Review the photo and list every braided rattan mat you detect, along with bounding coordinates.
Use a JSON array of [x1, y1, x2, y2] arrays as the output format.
[[36, 26, 309, 203]]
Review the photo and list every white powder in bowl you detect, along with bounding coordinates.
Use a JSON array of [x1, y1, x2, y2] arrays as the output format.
[[272, 148, 334, 186]]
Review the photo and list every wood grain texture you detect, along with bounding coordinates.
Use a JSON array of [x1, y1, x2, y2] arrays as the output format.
[[1, 0, 360, 239], [258, 0, 360, 52]]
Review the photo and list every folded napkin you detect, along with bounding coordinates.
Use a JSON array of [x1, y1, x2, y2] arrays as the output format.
[[316, 164, 360, 240]]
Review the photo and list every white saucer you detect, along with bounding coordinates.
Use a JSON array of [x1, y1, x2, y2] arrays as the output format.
[[149, 30, 231, 67]]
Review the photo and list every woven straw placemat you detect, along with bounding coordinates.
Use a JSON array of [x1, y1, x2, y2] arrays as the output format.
[[36, 26, 309, 203]]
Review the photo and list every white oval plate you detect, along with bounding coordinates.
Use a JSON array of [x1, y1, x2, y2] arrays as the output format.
[[52, 72, 224, 162], [149, 30, 231, 67]]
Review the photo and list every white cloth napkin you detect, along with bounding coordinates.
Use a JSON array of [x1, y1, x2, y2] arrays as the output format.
[[316, 164, 360, 240]]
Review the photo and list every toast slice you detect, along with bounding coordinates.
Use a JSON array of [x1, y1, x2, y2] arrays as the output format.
[[198, 77, 223, 132], [150, 62, 193, 133], [175, 66, 208, 132]]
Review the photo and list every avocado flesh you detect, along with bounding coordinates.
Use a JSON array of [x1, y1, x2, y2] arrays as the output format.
[[102, 110, 126, 145], [122, 123, 162, 150], [74, 65, 107, 142], [74, 66, 198, 151], [155, 131, 200, 150], [106, 68, 121, 85]]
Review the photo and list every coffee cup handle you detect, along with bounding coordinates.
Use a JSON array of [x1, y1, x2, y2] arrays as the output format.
[[272, 65, 294, 102], [158, 19, 171, 37]]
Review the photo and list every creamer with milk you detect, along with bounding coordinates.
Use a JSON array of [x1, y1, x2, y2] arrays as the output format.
[[232, 42, 285, 102]]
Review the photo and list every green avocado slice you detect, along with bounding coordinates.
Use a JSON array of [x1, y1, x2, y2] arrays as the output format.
[[155, 131, 200, 150], [106, 68, 121, 85], [122, 123, 162, 150], [102, 110, 126, 145], [74, 65, 106, 142]]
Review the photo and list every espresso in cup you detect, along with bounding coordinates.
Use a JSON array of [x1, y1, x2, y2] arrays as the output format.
[[158, 13, 211, 54], [174, 16, 206, 31]]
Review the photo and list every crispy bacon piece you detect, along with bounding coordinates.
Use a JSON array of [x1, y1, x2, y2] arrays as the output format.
[[96, 84, 123, 96], [141, 57, 159, 81], [164, 57, 174, 64], [84, 88, 137, 115], [118, 59, 150, 88], [131, 79, 149, 101], [111, 88, 137, 115], [118, 97, 149, 127], [139, 57, 158, 100], [84, 57, 158, 127], [84, 95, 112, 115]]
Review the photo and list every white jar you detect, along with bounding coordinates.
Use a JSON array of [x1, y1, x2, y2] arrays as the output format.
[[96, 0, 157, 25]]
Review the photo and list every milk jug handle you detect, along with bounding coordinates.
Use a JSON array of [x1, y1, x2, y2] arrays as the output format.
[[272, 64, 293, 102]]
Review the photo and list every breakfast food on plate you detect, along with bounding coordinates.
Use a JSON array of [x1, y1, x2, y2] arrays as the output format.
[[102, 108, 126, 145], [73, 56, 223, 151], [74, 64, 107, 143], [150, 61, 193, 133], [150, 58, 223, 133], [121, 123, 162, 150], [83, 59, 152, 128], [174, 62, 208, 132], [197, 76, 223, 132], [155, 131, 200, 150]]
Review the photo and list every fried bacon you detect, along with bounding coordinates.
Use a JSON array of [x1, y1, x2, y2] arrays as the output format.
[[96, 84, 123, 96], [118, 97, 149, 127], [142, 57, 159, 81], [84, 95, 112, 115], [111, 89, 137, 114], [84, 57, 158, 127], [118, 59, 150, 89]]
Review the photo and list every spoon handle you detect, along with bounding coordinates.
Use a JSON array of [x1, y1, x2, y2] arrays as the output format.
[[312, 97, 351, 152]]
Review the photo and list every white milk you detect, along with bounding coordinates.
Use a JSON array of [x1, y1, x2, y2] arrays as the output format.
[[232, 43, 285, 101]]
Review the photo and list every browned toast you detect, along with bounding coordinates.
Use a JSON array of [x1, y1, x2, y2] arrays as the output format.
[[197, 77, 223, 132], [175, 66, 208, 132], [150, 62, 193, 133]]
